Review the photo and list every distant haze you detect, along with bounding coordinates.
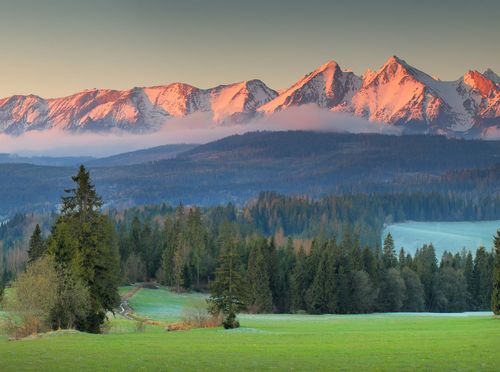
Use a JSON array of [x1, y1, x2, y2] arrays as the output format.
[[0, 107, 397, 157], [0, 0, 499, 98], [383, 220, 500, 258]]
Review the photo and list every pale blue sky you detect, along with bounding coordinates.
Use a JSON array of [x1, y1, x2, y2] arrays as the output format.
[[1, 0, 499, 98]]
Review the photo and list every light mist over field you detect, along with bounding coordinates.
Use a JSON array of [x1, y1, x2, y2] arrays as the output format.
[[0, 106, 397, 157], [383, 220, 500, 258]]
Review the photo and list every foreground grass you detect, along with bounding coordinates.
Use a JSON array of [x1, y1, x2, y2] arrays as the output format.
[[0, 313, 499, 371], [1, 287, 498, 371]]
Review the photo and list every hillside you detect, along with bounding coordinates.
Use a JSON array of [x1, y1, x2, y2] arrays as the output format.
[[0, 131, 499, 215]]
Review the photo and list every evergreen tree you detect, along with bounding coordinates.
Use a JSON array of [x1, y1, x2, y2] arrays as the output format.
[[399, 248, 407, 268], [186, 208, 207, 288], [473, 247, 493, 310], [401, 267, 425, 311], [492, 229, 500, 315], [266, 238, 280, 307], [414, 244, 438, 310], [378, 268, 406, 312], [246, 237, 273, 313], [207, 237, 246, 329], [290, 246, 308, 312], [383, 233, 397, 269], [274, 237, 295, 313], [160, 217, 176, 286], [28, 224, 45, 263], [433, 267, 468, 312], [48, 165, 120, 333], [307, 241, 337, 314], [464, 251, 474, 308], [351, 270, 377, 313]]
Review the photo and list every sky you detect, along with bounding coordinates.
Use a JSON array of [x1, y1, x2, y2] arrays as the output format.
[[0, 0, 499, 98]]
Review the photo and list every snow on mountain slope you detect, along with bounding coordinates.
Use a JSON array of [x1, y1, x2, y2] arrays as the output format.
[[207, 80, 277, 122], [0, 95, 49, 132], [0, 57, 499, 137], [0, 80, 277, 133], [348, 56, 453, 132], [258, 60, 361, 114], [262, 56, 499, 136], [483, 69, 500, 86]]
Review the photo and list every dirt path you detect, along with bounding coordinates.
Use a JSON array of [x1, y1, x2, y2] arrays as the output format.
[[118, 286, 142, 319], [118, 282, 160, 320]]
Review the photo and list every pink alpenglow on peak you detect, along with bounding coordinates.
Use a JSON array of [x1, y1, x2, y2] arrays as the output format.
[[258, 60, 361, 114], [0, 56, 499, 138]]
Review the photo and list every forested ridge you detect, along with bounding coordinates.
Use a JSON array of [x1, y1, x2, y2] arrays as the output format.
[[2, 188, 498, 317], [0, 131, 499, 215]]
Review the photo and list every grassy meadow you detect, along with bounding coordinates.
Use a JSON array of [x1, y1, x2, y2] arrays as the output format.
[[1, 286, 499, 371], [383, 220, 500, 257]]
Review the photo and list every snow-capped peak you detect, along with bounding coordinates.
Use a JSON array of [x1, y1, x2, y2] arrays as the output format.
[[258, 60, 361, 114], [483, 68, 500, 86], [0, 56, 499, 138], [462, 70, 498, 97]]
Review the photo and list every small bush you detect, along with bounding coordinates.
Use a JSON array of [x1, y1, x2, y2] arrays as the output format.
[[181, 299, 222, 329], [222, 312, 240, 329]]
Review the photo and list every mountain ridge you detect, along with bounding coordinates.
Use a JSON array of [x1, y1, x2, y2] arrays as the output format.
[[1, 56, 499, 138]]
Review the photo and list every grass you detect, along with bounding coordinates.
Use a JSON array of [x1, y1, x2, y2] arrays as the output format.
[[128, 287, 206, 322], [0, 287, 499, 371], [383, 220, 500, 257]]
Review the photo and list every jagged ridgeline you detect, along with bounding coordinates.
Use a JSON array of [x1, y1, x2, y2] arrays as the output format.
[[0, 56, 499, 137]]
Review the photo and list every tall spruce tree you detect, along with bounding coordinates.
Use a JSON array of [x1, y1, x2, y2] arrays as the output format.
[[47, 165, 120, 333], [207, 237, 247, 329], [492, 229, 500, 315], [473, 247, 493, 310], [28, 224, 45, 263], [383, 233, 397, 269], [246, 237, 273, 313], [290, 246, 308, 312]]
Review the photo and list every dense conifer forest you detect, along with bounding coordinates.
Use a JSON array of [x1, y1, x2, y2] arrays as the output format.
[[2, 187, 498, 315]]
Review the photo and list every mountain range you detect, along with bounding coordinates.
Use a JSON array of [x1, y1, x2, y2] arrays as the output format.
[[1, 56, 499, 137]]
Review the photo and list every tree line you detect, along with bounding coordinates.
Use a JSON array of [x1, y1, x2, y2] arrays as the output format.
[[1, 167, 500, 335]]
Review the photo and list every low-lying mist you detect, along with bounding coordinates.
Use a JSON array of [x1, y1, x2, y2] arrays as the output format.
[[0, 106, 399, 157]]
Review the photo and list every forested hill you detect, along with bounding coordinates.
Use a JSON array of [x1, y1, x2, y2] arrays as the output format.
[[0, 131, 499, 215], [181, 131, 500, 170]]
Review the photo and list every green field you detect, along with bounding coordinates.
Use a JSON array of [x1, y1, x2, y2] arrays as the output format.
[[383, 220, 500, 257], [1, 287, 499, 371], [129, 287, 206, 322]]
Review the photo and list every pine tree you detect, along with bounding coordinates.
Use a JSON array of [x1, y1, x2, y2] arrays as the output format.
[[383, 233, 397, 269], [207, 238, 246, 329], [246, 237, 273, 313], [492, 229, 500, 315], [464, 251, 474, 308], [186, 208, 206, 288], [473, 247, 493, 310], [290, 246, 307, 312], [28, 224, 45, 263], [172, 247, 184, 292], [414, 244, 438, 310], [48, 165, 120, 333]]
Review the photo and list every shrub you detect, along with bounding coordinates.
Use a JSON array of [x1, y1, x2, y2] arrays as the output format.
[[3, 255, 91, 338], [3, 256, 58, 338], [181, 299, 222, 328]]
